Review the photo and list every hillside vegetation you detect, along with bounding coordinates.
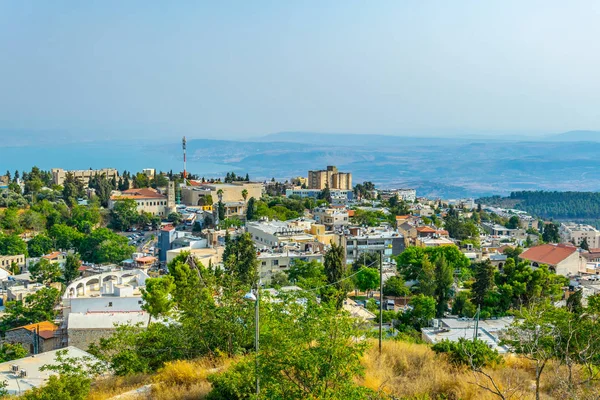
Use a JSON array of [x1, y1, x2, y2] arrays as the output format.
[[478, 190, 600, 220], [83, 339, 599, 400]]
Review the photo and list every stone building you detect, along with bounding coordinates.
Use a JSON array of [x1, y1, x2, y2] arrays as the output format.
[[5, 321, 59, 355]]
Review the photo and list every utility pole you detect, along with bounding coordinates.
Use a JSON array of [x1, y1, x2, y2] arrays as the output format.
[[255, 284, 260, 397], [473, 304, 481, 341]]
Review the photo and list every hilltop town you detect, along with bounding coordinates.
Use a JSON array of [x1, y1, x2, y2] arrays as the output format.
[[0, 164, 599, 399]]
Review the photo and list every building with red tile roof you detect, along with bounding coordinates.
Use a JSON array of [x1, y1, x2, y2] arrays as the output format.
[[519, 244, 584, 276], [109, 187, 174, 217]]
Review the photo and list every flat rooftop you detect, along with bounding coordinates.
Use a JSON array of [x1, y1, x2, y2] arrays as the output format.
[[0, 346, 99, 395]]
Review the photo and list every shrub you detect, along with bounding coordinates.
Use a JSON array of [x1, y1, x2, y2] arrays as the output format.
[[432, 338, 502, 369]]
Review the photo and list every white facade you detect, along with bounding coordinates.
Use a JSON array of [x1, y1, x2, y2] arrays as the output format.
[[258, 251, 324, 283]]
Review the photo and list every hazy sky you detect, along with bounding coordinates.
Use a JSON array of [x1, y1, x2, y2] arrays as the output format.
[[1, 1, 600, 140]]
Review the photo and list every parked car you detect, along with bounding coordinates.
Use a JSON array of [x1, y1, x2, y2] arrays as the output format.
[[385, 300, 395, 311]]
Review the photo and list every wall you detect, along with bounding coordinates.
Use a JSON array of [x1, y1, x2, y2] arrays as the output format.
[[5, 329, 58, 355], [69, 297, 143, 314], [68, 328, 115, 352]]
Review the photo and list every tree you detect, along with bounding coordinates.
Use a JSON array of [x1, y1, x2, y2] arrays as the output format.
[[0, 343, 27, 362], [354, 267, 380, 296], [79, 228, 134, 264], [1, 287, 61, 332], [432, 338, 502, 368], [401, 294, 435, 330], [110, 199, 139, 231], [0, 233, 28, 257], [29, 258, 62, 285], [472, 259, 495, 307], [580, 237, 590, 251], [246, 197, 256, 220], [322, 242, 348, 309], [542, 223, 560, 243], [505, 215, 520, 229], [49, 224, 84, 251], [222, 232, 259, 286], [141, 275, 175, 326], [383, 275, 410, 297], [241, 189, 248, 202], [433, 255, 454, 317], [167, 212, 182, 225], [26, 234, 53, 258], [503, 302, 558, 400], [207, 298, 373, 400], [287, 259, 327, 289], [63, 253, 81, 284], [217, 201, 225, 222]]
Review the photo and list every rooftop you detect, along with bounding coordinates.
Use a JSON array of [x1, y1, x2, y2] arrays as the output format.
[[0, 346, 99, 395], [8, 321, 58, 340], [520, 244, 578, 266], [68, 311, 152, 329], [111, 188, 166, 200]]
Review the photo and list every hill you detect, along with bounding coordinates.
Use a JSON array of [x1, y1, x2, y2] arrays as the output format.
[[478, 190, 600, 221]]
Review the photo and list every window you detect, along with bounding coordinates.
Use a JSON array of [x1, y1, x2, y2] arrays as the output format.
[[273, 260, 279, 266], [138, 300, 143, 304], [261, 261, 266, 266], [108, 302, 113, 307]]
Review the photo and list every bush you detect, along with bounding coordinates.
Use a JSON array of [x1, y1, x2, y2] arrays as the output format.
[[21, 374, 90, 400], [432, 338, 502, 369]]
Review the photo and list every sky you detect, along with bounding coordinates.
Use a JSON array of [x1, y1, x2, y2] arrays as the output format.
[[1, 0, 600, 141]]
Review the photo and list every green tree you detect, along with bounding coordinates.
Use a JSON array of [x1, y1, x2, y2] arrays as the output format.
[[1, 287, 61, 331], [222, 233, 258, 286], [287, 259, 327, 289], [63, 253, 81, 284], [542, 222, 560, 243], [48, 224, 84, 251], [110, 199, 139, 231], [322, 242, 348, 309], [69, 204, 101, 233], [217, 201, 225, 221], [383, 275, 410, 297], [354, 267, 380, 296], [141, 275, 175, 326], [432, 338, 502, 368], [401, 294, 436, 330], [246, 197, 256, 220], [0, 233, 28, 256], [0, 207, 22, 232], [505, 215, 520, 229], [79, 228, 134, 264], [29, 258, 62, 285], [208, 299, 373, 400], [580, 237, 590, 251], [27, 234, 54, 257], [167, 212, 182, 225], [19, 210, 46, 232], [433, 255, 454, 317], [472, 259, 495, 307], [0, 342, 27, 362]]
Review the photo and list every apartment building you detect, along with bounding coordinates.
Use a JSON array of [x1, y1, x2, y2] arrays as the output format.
[[0, 254, 25, 271], [560, 223, 600, 248], [312, 207, 349, 229], [258, 249, 324, 284], [378, 189, 417, 202], [51, 168, 118, 187], [343, 227, 405, 264], [285, 188, 354, 200], [307, 166, 352, 190], [181, 182, 262, 219]]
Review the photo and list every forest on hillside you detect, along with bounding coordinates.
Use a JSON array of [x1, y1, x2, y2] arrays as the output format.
[[477, 191, 600, 220]]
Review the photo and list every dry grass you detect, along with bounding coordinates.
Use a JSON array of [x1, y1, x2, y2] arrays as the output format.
[[87, 373, 152, 400], [149, 357, 234, 400], [359, 340, 600, 400]]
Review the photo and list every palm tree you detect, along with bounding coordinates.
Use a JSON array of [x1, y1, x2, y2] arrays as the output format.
[[241, 189, 248, 202], [217, 189, 224, 203]]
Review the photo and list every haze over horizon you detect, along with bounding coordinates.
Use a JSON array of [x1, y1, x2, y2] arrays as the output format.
[[2, 1, 600, 142]]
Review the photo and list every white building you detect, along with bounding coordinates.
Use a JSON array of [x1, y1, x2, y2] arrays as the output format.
[[247, 220, 315, 248], [559, 223, 600, 248], [108, 186, 175, 217], [258, 250, 324, 284], [312, 207, 349, 229], [344, 227, 405, 264]]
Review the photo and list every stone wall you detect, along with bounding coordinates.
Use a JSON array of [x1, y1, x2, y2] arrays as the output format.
[[68, 329, 116, 352]]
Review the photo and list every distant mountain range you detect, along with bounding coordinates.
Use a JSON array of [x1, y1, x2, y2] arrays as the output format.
[[2, 130, 600, 198]]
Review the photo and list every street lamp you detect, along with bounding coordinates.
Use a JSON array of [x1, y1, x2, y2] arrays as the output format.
[[244, 286, 260, 397]]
